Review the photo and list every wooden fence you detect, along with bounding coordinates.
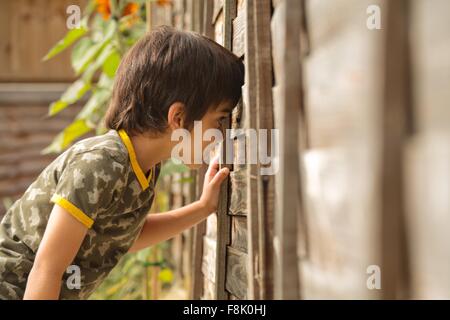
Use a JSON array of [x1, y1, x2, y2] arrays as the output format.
[[0, 0, 448, 300], [0, 0, 87, 216], [152, 0, 450, 300]]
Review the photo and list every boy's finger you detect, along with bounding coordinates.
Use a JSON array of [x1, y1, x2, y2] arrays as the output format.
[[207, 155, 220, 175], [210, 167, 229, 187]]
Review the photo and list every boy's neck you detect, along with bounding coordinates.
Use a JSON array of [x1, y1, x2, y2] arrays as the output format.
[[129, 133, 170, 173]]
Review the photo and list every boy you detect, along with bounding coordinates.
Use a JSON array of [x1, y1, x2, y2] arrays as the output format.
[[0, 26, 244, 299]]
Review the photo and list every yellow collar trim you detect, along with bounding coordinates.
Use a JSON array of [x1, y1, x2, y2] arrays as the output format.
[[117, 129, 153, 191]]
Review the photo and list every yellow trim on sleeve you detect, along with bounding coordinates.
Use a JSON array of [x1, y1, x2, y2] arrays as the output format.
[[118, 129, 151, 191], [50, 194, 94, 229]]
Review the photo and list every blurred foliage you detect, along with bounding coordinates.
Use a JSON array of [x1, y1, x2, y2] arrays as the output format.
[[43, 0, 188, 300], [42, 0, 149, 154]]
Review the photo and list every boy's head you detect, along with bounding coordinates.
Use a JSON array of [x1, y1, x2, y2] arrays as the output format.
[[105, 25, 245, 138]]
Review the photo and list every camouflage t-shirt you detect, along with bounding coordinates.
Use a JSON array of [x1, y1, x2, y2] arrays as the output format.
[[0, 129, 160, 300]]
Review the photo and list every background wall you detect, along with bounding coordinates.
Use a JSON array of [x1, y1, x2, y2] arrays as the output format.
[[0, 0, 88, 217]]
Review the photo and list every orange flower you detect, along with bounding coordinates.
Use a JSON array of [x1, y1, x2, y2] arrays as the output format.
[[95, 0, 111, 20], [122, 3, 139, 16], [95, 0, 139, 20], [156, 0, 172, 5]]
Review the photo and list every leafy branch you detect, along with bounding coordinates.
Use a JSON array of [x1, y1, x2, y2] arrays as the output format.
[[42, 0, 150, 154]]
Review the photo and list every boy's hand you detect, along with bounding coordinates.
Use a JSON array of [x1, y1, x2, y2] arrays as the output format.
[[199, 155, 230, 214]]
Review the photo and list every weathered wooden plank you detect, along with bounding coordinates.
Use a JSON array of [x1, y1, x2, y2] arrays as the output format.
[[410, 0, 450, 133], [270, 0, 302, 300], [405, 0, 450, 299], [0, 0, 85, 82], [228, 167, 247, 216], [214, 0, 236, 300], [196, 0, 206, 33], [0, 158, 54, 181], [253, 0, 275, 300], [212, 0, 224, 24], [379, 0, 410, 299], [304, 0, 384, 149], [299, 0, 387, 300], [0, 178, 35, 199], [229, 293, 240, 300], [191, 0, 214, 299], [170, 233, 184, 281], [203, 0, 215, 39], [236, 0, 245, 11], [190, 166, 208, 299], [214, 11, 224, 46], [201, 277, 216, 300], [205, 212, 218, 237], [405, 134, 450, 299], [172, 0, 185, 30], [201, 236, 217, 283], [241, 0, 262, 300], [230, 215, 248, 252], [225, 246, 248, 299], [0, 83, 87, 105], [231, 91, 244, 130], [232, 7, 245, 58], [300, 147, 381, 299]]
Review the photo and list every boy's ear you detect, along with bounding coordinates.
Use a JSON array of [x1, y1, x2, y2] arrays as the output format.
[[167, 102, 186, 130]]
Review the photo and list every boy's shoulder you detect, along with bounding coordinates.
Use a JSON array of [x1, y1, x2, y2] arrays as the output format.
[[69, 129, 128, 165]]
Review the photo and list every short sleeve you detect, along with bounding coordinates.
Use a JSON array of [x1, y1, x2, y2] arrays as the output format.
[[50, 150, 127, 228]]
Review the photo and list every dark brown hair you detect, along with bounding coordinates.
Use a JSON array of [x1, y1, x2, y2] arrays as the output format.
[[104, 25, 244, 136]]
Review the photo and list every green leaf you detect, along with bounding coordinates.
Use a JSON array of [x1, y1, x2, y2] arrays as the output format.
[[73, 41, 107, 75], [43, 19, 88, 61], [41, 119, 91, 154], [80, 44, 115, 83], [102, 50, 121, 77], [48, 80, 91, 116], [71, 38, 94, 71], [73, 20, 118, 75], [76, 87, 111, 127]]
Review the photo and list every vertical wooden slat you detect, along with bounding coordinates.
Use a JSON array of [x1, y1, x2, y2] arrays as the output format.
[[214, 0, 236, 300], [190, 1, 213, 300], [203, 0, 215, 39], [406, 0, 450, 299], [270, 0, 302, 299], [253, 0, 274, 300], [243, 0, 260, 300], [380, 0, 411, 299], [190, 167, 208, 299]]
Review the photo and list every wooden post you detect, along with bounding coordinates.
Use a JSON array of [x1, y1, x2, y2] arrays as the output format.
[[146, 0, 152, 32], [253, 0, 275, 300], [243, 0, 261, 300], [380, 0, 411, 299], [214, 0, 236, 300], [271, 0, 302, 299]]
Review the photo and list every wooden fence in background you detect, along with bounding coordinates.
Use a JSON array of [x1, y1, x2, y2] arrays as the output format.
[[0, 0, 87, 216], [151, 0, 450, 300]]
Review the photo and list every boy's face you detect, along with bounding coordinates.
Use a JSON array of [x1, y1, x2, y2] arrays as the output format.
[[184, 101, 233, 170]]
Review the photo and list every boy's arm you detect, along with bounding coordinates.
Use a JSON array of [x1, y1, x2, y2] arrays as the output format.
[[129, 157, 229, 253], [23, 204, 87, 300], [128, 201, 210, 253]]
